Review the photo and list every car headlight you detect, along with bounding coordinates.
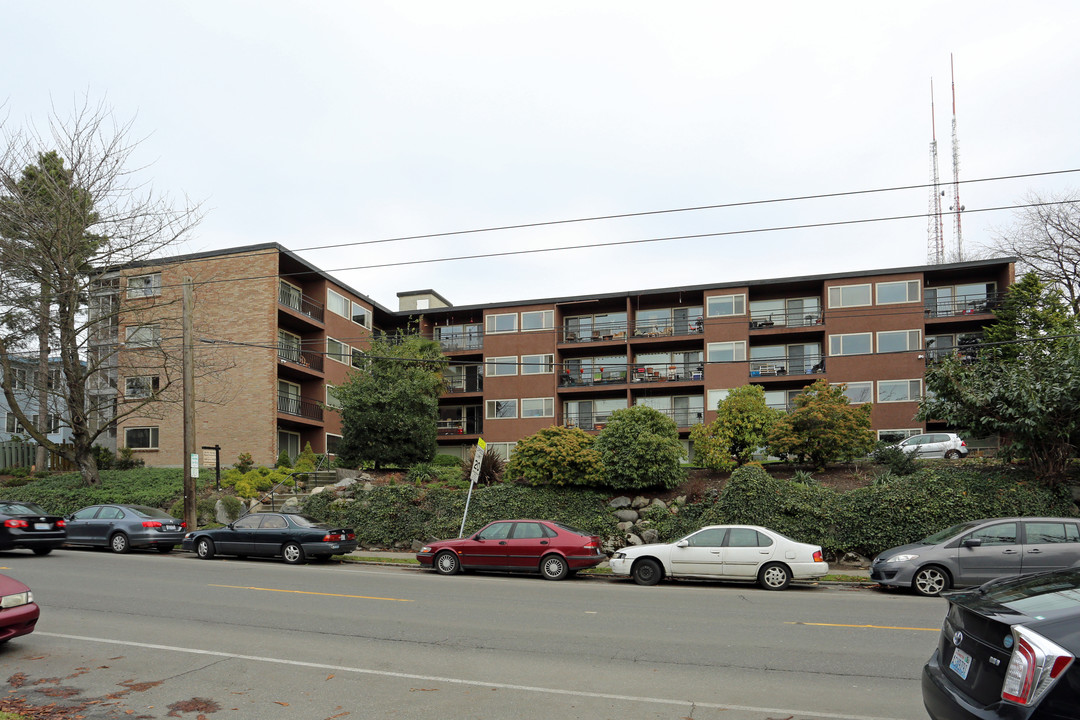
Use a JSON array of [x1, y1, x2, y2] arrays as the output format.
[[613, 552, 626, 559], [1, 591, 32, 609], [420, 546, 432, 554], [886, 553, 919, 563]]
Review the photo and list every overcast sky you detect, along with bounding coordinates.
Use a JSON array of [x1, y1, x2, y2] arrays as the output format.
[[5, 1, 1079, 311]]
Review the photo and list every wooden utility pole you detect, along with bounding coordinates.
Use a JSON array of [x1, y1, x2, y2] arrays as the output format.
[[182, 277, 197, 530]]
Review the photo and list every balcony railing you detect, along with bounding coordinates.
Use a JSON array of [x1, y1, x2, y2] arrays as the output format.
[[444, 376, 484, 393], [437, 333, 484, 352], [559, 369, 628, 387], [630, 364, 704, 382], [562, 322, 629, 343], [648, 408, 705, 427], [749, 310, 823, 329], [277, 393, 324, 421], [564, 411, 620, 430], [748, 355, 825, 377], [277, 344, 325, 373], [630, 319, 704, 338], [924, 292, 1006, 318], [438, 417, 483, 435], [278, 282, 325, 323]]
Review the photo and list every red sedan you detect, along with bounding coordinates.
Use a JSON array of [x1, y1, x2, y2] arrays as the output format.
[[0, 573, 39, 644], [417, 519, 605, 580]]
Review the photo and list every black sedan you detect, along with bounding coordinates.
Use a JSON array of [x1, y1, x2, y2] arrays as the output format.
[[65, 504, 187, 553], [0, 501, 66, 555], [181, 512, 357, 564], [923, 568, 1080, 719]]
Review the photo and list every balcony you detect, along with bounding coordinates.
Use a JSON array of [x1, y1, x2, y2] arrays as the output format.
[[924, 292, 1006, 318], [630, 364, 703, 383], [438, 418, 483, 436], [277, 393, 324, 422], [277, 344, 324, 373], [648, 408, 705, 427], [562, 322, 629, 343], [749, 309, 823, 329], [444, 375, 484, 393], [630, 319, 704, 339], [435, 324, 484, 352], [559, 369, 628, 387], [564, 411, 618, 430], [748, 355, 825, 377], [278, 282, 324, 323]]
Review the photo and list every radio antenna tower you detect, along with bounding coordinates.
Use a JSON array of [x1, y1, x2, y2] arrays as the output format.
[[949, 53, 964, 261], [927, 79, 945, 264]]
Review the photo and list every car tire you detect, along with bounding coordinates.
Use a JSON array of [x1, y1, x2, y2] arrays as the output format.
[[758, 562, 791, 590], [157, 545, 174, 553], [196, 537, 215, 560], [109, 533, 130, 554], [540, 554, 569, 581], [434, 551, 460, 575], [913, 565, 950, 597], [31, 547, 53, 556], [631, 558, 663, 586], [944, 450, 961, 459], [282, 542, 306, 565]]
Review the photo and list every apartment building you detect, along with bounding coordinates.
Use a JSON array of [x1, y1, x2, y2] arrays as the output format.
[[0, 358, 74, 445], [105, 242, 1012, 467]]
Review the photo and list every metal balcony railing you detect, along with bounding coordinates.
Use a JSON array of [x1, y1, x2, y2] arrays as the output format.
[[278, 282, 325, 323], [748, 355, 825, 377], [277, 393, 324, 421], [749, 309, 823, 329], [630, 319, 704, 338], [648, 408, 705, 427], [563, 411, 619, 430], [436, 332, 484, 352], [562, 322, 630, 343], [437, 417, 483, 435], [277, 344, 325, 372], [924, 292, 1006, 318], [443, 375, 484, 393], [630, 364, 704, 382], [559, 369, 628, 387]]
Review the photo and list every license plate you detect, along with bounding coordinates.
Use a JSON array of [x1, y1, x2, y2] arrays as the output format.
[[34, 523, 51, 530], [949, 647, 973, 681], [166, 525, 177, 531]]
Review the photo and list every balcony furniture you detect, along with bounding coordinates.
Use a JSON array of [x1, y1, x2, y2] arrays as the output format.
[[667, 365, 679, 380], [612, 331, 626, 340], [692, 371, 703, 381]]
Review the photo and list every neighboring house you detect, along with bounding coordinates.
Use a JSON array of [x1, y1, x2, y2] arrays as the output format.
[[0, 357, 76, 446], [105, 242, 1013, 468]]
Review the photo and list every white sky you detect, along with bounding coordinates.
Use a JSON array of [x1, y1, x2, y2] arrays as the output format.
[[5, 1, 1079, 311]]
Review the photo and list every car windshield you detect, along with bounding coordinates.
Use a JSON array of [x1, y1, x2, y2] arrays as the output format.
[[127, 506, 174, 519], [0, 501, 49, 515], [921, 521, 983, 544]]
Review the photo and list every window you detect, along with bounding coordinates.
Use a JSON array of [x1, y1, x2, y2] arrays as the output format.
[[125, 426, 159, 449], [327, 289, 349, 318], [326, 433, 341, 456], [31, 414, 61, 433], [686, 528, 727, 547], [706, 294, 746, 318], [125, 375, 160, 398], [877, 330, 921, 354], [485, 356, 518, 377], [727, 528, 772, 548], [877, 379, 922, 403], [829, 333, 872, 356], [351, 347, 365, 369], [327, 337, 349, 364], [125, 324, 160, 348], [325, 385, 343, 409], [707, 389, 729, 410], [485, 399, 518, 419], [126, 273, 161, 298], [351, 301, 371, 328], [521, 310, 553, 331], [415, 298, 430, 310], [487, 442, 515, 461], [1025, 522, 1080, 544], [964, 523, 1017, 546], [828, 283, 872, 308], [836, 381, 872, 404], [4, 367, 28, 390], [521, 397, 554, 418], [878, 428, 921, 443], [876, 280, 920, 305], [5, 413, 26, 434], [521, 354, 554, 375], [706, 341, 746, 363], [485, 313, 518, 334]]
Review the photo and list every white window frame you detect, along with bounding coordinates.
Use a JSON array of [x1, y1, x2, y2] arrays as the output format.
[[876, 329, 921, 354], [877, 379, 922, 403], [5, 412, 26, 434], [829, 332, 872, 356], [485, 355, 518, 377], [706, 341, 746, 363], [705, 293, 746, 318], [521, 310, 554, 332], [126, 272, 161, 299], [521, 397, 555, 418], [834, 381, 873, 404], [485, 313, 518, 334], [521, 353, 554, 375], [351, 301, 371, 328], [125, 324, 161, 348], [876, 280, 921, 305], [327, 289, 350, 318], [487, 442, 515, 461], [485, 399, 518, 419], [325, 385, 343, 409], [828, 283, 872, 308], [125, 375, 159, 398], [327, 337, 349, 365], [325, 433, 342, 456], [706, 389, 730, 410], [124, 426, 159, 449]]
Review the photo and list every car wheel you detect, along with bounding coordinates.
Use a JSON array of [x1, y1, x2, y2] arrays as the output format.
[[944, 450, 961, 459], [434, 551, 460, 575], [196, 537, 215, 560], [758, 562, 791, 590], [913, 565, 950, 597], [282, 542, 306, 565], [631, 558, 662, 586], [109, 533, 130, 554], [31, 547, 53, 556], [157, 545, 174, 553], [540, 554, 569, 580]]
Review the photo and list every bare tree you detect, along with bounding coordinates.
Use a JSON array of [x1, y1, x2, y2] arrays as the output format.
[[0, 97, 204, 484], [990, 191, 1080, 316]]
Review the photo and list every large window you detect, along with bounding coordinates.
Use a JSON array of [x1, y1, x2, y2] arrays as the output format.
[[828, 284, 872, 308], [126, 273, 161, 299], [325, 385, 343, 409], [829, 333, 872, 356], [351, 301, 371, 328], [877, 330, 921, 354], [327, 289, 350, 318], [835, 381, 872, 404], [706, 294, 746, 318], [31, 414, 61, 434], [706, 341, 746, 363], [485, 356, 518, 377], [125, 324, 160, 348], [521, 310, 553, 331], [326, 433, 342, 456], [485, 313, 518, 334], [706, 389, 730, 410], [876, 280, 920, 305], [485, 399, 518, 419], [5, 413, 26, 434], [125, 375, 160, 398], [521, 397, 554, 418], [327, 337, 350, 364], [877, 379, 922, 403], [125, 426, 159, 449], [521, 354, 554, 375]]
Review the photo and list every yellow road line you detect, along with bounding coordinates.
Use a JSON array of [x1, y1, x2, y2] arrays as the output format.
[[209, 584, 413, 602], [787, 621, 938, 632]]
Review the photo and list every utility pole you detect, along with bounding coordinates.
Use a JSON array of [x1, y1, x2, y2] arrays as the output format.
[[182, 277, 197, 530]]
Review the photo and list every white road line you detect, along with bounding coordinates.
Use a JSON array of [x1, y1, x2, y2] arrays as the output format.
[[39, 632, 906, 720]]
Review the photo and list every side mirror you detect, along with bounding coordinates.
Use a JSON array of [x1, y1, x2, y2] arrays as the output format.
[[675, 540, 689, 548], [962, 537, 983, 548]]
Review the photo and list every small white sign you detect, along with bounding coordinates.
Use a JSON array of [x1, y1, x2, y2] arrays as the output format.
[[190, 452, 200, 478], [469, 438, 487, 483]]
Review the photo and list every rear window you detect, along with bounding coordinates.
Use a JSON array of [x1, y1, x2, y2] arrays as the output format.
[[551, 522, 588, 536], [982, 570, 1080, 616], [128, 506, 173, 519], [287, 515, 321, 528], [0, 501, 49, 515]]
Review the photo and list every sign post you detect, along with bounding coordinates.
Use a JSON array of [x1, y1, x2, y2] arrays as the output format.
[[458, 438, 486, 538], [201, 444, 221, 491]]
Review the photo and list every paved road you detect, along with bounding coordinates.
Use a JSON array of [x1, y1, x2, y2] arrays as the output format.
[[0, 549, 942, 720]]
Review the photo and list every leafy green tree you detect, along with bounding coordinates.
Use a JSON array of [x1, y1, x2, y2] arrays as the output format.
[[594, 405, 685, 490], [689, 385, 779, 470], [766, 379, 874, 469], [505, 426, 603, 487], [920, 275, 1080, 484], [335, 333, 445, 469]]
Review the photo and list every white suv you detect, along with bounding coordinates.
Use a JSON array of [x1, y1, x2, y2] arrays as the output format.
[[893, 432, 968, 459]]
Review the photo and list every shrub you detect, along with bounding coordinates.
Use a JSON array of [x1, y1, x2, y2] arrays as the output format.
[[871, 443, 919, 476], [234, 452, 254, 473], [594, 406, 685, 490], [433, 454, 462, 467], [461, 446, 505, 485], [11, 467, 29, 478], [406, 462, 436, 484], [277, 449, 293, 468], [115, 447, 145, 470], [791, 469, 817, 485], [504, 426, 603, 487], [92, 445, 115, 470]]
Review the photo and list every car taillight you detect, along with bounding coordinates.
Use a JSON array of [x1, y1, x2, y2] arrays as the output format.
[[961, 440, 967, 447], [812, 550, 824, 562], [56, 519, 65, 528], [347, 532, 355, 540], [323, 533, 344, 542], [4, 519, 28, 528], [1001, 626, 1074, 706], [180, 522, 187, 529], [142, 521, 163, 528]]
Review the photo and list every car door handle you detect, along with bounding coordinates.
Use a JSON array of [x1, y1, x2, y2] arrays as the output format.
[[499, 541, 507, 545], [540, 541, 548, 545], [1002, 549, 1019, 555], [1026, 549, 1042, 554]]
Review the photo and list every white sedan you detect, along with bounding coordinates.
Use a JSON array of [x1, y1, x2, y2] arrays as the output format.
[[609, 524, 829, 590]]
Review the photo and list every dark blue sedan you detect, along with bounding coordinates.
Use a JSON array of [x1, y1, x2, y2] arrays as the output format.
[[181, 512, 357, 564]]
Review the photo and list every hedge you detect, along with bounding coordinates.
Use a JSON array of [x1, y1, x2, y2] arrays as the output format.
[[0, 468, 215, 514]]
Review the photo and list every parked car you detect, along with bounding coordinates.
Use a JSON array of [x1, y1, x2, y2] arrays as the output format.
[[0, 500, 66, 555], [871, 517, 1080, 597], [181, 512, 357, 564], [892, 432, 968, 459], [64, 504, 187, 553], [922, 568, 1080, 719], [609, 524, 829, 589], [417, 519, 605, 580], [0, 573, 39, 644]]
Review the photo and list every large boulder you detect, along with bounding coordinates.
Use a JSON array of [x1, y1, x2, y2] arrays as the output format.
[[631, 495, 650, 509], [613, 508, 639, 523], [641, 528, 659, 544], [624, 533, 644, 546], [609, 496, 632, 509]]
